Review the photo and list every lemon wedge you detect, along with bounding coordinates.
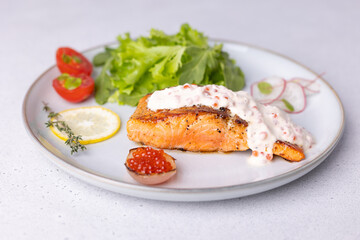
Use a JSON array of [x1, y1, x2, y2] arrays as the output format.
[[50, 106, 121, 144]]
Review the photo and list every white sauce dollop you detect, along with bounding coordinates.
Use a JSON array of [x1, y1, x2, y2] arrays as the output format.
[[147, 84, 314, 165]]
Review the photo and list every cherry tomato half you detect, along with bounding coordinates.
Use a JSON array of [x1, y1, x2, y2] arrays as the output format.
[[53, 74, 95, 102], [56, 47, 93, 76]]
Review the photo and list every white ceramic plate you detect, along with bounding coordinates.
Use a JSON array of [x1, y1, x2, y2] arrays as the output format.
[[22, 41, 344, 201]]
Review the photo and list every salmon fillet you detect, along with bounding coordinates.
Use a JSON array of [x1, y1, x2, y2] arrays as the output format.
[[127, 94, 305, 162]]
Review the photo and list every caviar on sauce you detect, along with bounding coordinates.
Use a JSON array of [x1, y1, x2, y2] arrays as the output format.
[[147, 84, 314, 165]]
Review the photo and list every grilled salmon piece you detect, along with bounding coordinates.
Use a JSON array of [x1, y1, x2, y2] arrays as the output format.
[[127, 94, 305, 162]]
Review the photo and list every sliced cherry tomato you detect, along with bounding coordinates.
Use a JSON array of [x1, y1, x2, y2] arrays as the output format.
[[56, 47, 93, 76], [53, 73, 95, 102]]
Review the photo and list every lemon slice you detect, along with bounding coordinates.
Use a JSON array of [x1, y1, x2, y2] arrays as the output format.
[[50, 106, 121, 144]]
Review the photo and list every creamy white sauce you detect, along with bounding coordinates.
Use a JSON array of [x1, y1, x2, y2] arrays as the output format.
[[147, 84, 314, 165]]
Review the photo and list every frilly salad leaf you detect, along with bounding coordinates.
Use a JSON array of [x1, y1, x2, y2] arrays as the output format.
[[94, 24, 245, 106]]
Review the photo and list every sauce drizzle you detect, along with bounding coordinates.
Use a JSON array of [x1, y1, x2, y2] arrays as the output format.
[[147, 84, 314, 165]]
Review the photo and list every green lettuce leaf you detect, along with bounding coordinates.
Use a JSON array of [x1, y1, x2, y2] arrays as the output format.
[[94, 23, 245, 106]]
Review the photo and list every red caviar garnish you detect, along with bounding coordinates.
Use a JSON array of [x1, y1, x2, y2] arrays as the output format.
[[266, 154, 273, 160], [253, 151, 259, 157], [215, 96, 220, 100], [126, 147, 172, 174], [224, 96, 228, 99], [183, 85, 190, 89], [293, 136, 297, 141], [213, 103, 218, 107], [205, 87, 210, 91], [273, 113, 278, 118]]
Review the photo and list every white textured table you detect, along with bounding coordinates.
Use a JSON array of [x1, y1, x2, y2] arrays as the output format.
[[1, 0, 359, 239]]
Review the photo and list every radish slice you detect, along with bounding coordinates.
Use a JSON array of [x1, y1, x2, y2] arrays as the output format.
[[271, 82, 306, 114], [290, 75, 321, 96], [290, 77, 314, 86], [304, 81, 320, 95], [252, 74, 322, 114], [251, 77, 286, 104]]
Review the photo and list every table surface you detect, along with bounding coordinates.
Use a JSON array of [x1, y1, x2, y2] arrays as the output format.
[[1, 0, 359, 239]]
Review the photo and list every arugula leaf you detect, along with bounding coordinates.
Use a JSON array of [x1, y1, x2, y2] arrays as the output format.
[[179, 47, 210, 85], [220, 51, 245, 91], [94, 57, 116, 104], [93, 52, 112, 67]]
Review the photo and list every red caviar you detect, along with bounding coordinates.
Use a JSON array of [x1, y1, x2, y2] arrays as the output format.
[[126, 147, 172, 174]]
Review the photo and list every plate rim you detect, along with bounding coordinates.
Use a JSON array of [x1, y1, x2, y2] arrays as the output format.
[[22, 39, 345, 196]]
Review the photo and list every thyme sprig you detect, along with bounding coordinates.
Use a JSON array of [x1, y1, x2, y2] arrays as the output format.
[[42, 102, 86, 154]]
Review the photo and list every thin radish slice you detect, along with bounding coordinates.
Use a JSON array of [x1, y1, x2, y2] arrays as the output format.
[[303, 86, 320, 96], [290, 78, 319, 96], [290, 74, 322, 96], [251, 77, 286, 104], [290, 77, 315, 87], [304, 81, 320, 95], [271, 82, 306, 114]]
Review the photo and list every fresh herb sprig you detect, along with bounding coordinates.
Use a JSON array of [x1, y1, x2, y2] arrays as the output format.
[[42, 102, 86, 154]]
